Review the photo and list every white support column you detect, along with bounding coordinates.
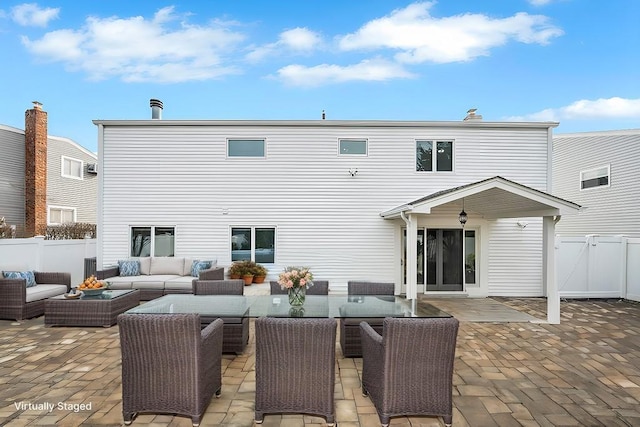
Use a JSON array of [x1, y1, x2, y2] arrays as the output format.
[[405, 213, 418, 300], [543, 216, 560, 324]]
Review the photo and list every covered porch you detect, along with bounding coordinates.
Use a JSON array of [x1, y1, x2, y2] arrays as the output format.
[[380, 176, 582, 324]]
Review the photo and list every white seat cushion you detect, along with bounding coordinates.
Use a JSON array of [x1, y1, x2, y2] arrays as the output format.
[[150, 257, 185, 275], [130, 274, 179, 290], [164, 276, 196, 290], [25, 284, 68, 302]]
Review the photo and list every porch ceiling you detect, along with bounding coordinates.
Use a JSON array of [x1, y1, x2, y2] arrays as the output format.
[[380, 176, 582, 220]]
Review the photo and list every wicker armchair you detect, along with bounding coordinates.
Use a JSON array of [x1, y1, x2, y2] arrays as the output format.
[[255, 317, 337, 425], [340, 281, 394, 357], [0, 272, 70, 321], [192, 279, 248, 354], [118, 314, 223, 426], [269, 280, 329, 295], [360, 317, 460, 427]]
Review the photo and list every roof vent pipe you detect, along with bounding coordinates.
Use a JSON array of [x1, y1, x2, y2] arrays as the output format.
[[150, 99, 163, 119], [463, 108, 482, 121]]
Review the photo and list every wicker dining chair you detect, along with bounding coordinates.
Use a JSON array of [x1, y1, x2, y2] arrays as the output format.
[[360, 317, 460, 427], [340, 281, 395, 357], [254, 317, 337, 425], [118, 313, 224, 426], [269, 280, 329, 295], [192, 279, 248, 354]]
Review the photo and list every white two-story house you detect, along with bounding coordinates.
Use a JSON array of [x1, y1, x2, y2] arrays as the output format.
[[94, 102, 580, 323]]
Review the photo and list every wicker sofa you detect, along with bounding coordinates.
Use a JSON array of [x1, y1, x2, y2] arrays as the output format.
[[97, 257, 224, 301], [0, 271, 71, 321]]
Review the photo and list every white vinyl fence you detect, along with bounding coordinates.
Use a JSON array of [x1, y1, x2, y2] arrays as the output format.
[[0, 237, 96, 287], [556, 235, 640, 302]]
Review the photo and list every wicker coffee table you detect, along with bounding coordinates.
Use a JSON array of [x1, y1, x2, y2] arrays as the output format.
[[45, 290, 140, 327]]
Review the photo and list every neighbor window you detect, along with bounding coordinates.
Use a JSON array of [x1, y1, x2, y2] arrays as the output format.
[[227, 139, 265, 157], [61, 156, 83, 179], [131, 226, 175, 257], [231, 227, 275, 263], [580, 165, 610, 190], [49, 207, 76, 224], [339, 139, 368, 156], [416, 140, 453, 172]]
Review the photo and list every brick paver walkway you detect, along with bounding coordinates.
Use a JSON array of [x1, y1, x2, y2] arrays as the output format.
[[1, 297, 639, 426]]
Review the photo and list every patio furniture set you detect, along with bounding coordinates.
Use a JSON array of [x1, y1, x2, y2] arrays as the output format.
[[0, 271, 460, 426]]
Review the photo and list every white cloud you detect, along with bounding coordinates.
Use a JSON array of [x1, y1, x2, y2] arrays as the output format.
[[528, 0, 553, 6], [506, 97, 640, 122], [337, 1, 563, 64], [11, 3, 59, 27], [275, 58, 414, 87], [21, 6, 245, 82], [246, 27, 322, 62]]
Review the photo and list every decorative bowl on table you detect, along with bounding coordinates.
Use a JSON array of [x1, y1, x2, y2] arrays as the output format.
[[77, 281, 109, 296]]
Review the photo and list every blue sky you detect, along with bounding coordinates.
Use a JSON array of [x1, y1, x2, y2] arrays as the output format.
[[0, 0, 638, 152]]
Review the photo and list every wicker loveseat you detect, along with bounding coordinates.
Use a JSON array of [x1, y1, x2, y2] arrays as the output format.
[[0, 271, 71, 321], [97, 257, 224, 301]]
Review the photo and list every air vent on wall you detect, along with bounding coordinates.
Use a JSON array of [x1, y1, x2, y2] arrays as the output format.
[[87, 163, 98, 174]]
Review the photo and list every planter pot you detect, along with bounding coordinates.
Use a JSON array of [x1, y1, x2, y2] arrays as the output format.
[[229, 274, 240, 279], [242, 275, 254, 286], [253, 275, 266, 284]]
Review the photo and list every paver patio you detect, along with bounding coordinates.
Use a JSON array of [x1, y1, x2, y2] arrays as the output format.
[[1, 297, 639, 426]]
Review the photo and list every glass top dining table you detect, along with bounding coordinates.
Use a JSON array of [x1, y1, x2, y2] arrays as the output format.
[[125, 294, 451, 319]]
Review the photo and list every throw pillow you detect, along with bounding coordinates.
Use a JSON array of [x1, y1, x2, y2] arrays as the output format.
[[2, 270, 37, 287], [191, 260, 213, 277], [118, 260, 141, 277]]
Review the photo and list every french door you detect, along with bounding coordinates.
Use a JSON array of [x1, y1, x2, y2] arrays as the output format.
[[404, 228, 471, 292]]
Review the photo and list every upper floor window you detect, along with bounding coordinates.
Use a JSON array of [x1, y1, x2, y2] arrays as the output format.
[[231, 227, 275, 264], [62, 156, 83, 179], [227, 139, 265, 158], [580, 165, 610, 190], [131, 226, 175, 257], [416, 140, 453, 172], [339, 139, 368, 156], [49, 206, 76, 224]]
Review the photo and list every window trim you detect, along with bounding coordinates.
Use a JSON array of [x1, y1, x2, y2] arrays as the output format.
[[230, 226, 276, 264], [338, 138, 368, 157], [415, 139, 454, 172], [226, 138, 266, 158], [48, 205, 76, 225], [61, 155, 84, 180], [130, 225, 176, 257], [580, 164, 610, 191]]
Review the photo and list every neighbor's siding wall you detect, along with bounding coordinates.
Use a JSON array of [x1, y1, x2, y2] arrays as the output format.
[[554, 130, 640, 237], [0, 125, 25, 236], [100, 122, 550, 293], [47, 136, 98, 224]]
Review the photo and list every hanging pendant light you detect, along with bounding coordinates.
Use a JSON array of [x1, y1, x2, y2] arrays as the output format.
[[459, 198, 468, 228]]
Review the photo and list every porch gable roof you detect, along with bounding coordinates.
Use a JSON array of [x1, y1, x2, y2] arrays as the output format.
[[380, 176, 582, 220]]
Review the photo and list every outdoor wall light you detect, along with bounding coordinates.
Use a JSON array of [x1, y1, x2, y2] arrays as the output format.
[[459, 198, 467, 228], [348, 168, 358, 177]]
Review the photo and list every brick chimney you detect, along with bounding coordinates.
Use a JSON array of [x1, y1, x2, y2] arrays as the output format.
[[24, 101, 48, 237]]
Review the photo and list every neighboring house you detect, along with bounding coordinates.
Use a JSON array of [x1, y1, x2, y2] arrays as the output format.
[[94, 102, 580, 322], [553, 129, 640, 237], [0, 102, 97, 237]]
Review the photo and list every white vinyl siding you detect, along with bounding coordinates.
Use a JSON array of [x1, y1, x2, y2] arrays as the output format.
[[0, 126, 25, 235], [99, 122, 552, 293], [554, 130, 640, 237]]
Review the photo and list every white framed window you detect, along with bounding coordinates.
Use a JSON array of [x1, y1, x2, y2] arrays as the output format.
[[48, 206, 76, 224], [580, 165, 610, 190], [339, 139, 368, 156], [227, 139, 265, 158], [61, 156, 83, 180], [130, 226, 175, 257], [231, 227, 275, 263], [416, 140, 454, 172]]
